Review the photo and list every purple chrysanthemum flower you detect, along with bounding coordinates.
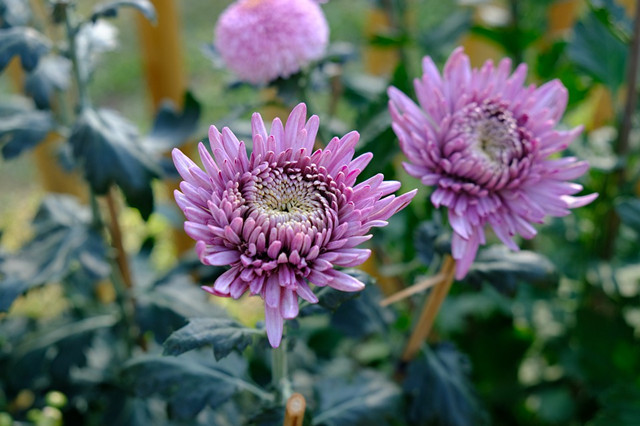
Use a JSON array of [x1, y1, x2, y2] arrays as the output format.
[[172, 103, 416, 347], [389, 47, 597, 280], [214, 0, 329, 85]]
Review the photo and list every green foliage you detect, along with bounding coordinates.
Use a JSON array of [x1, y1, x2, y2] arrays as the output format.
[[568, 8, 628, 91], [24, 55, 71, 109], [90, 0, 156, 24], [0, 195, 110, 311], [0, 99, 55, 159], [120, 355, 263, 420], [0, 26, 49, 72], [404, 343, 486, 426], [313, 371, 401, 426], [69, 108, 160, 219], [464, 246, 558, 295], [163, 317, 262, 360]]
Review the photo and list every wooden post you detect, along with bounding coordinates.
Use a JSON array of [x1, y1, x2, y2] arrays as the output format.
[[401, 256, 456, 361], [283, 393, 306, 426], [135, 0, 193, 253]]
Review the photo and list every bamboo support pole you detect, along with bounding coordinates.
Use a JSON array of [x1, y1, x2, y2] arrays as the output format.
[[379, 272, 445, 307], [401, 256, 456, 361], [363, 5, 399, 76], [135, 0, 194, 252], [283, 393, 306, 426]]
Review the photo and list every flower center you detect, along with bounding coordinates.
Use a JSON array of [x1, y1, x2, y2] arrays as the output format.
[[241, 163, 334, 235], [458, 100, 523, 166], [253, 168, 325, 223]]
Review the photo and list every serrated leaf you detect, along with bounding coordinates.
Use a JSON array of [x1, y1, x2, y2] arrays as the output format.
[[0, 26, 50, 72], [143, 91, 201, 151], [464, 245, 557, 295], [404, 342, 485, 426], [0, 102, 54, 158], [24, 54, 71, 109], [615, 197, 640, 234], [568, 10, 627, 91], [0, 195, 110, 311], [163, 318, 260, 360], [75, 20, 118, 83], [313, 370, 401, 426], [69, 108, 159, 219], [90, 0, 156, 24], [120, 355, 265, 419]]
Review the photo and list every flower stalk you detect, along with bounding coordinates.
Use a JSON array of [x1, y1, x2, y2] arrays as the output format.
[[271, 336, 292, 404]]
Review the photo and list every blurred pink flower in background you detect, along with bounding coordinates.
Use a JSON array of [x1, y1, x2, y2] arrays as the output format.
[[389, 47, 597, 280], [214, 0, 329, 85], [172, 104, 416, 347]]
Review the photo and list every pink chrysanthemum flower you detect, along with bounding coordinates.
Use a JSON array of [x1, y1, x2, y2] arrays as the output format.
[[172, 103, 416, 347], [214, 0, 329, 85], [388, 47, 597, 280]]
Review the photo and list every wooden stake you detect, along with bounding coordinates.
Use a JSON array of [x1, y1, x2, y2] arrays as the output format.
[[379, 272, 445, 307], [283, 393, 306, 426], [136, 0, 195, 254], [401, 255, 456, 361], [105, 188, 133, 290]]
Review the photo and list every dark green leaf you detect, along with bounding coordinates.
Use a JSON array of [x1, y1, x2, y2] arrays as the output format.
[[404, 342, 485, 426], [144, 91, 201, 151], [0, 195, 110, 311], [615, 197, 640, 234], [120, 355, 264, 419], [6, 315, 118, 388], [163, 317, 260, 360], [0, 101, 54, 158], [0, 26, 50, 72], [330, 272, 394, 338], [464, 245, 558, 295], [24, 55, 71, 109], [414, 219, 443, 266], [69, 108, 160, 219], [568, 10, 627, 91], [591, 384, 640, 426], [90, 0, 156, 24], [313, 370, 401, 426], [369, 30, 408, 47], [134, 262, 227, 343]]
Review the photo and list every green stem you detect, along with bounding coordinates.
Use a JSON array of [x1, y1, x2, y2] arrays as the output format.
[[62, 3, 90, 111], [271, 335, 292, 404]]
